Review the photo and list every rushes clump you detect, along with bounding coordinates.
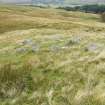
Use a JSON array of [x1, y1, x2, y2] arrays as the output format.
[[0, 63, 35, 98]]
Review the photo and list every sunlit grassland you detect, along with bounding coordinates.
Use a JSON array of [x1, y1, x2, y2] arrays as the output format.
[[0, 5, 105, 105]]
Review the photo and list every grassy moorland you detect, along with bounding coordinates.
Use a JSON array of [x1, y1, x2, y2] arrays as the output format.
[[0, 5, 105, 105]]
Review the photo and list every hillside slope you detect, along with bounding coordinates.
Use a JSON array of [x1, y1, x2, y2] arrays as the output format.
[[0, 0, 105, 5], [0, 5, 105, 105]]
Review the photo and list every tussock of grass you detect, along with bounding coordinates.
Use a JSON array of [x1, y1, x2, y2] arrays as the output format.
[[0, 63, 35, 98]]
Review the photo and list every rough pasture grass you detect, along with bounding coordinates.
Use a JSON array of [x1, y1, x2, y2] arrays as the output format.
[[0, 5, 105, 105]]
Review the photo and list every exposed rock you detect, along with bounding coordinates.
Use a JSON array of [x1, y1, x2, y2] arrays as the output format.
[[66, 36, 81, 46], [84, 43, 103, 52], [16, 47, 27, 53], [31, 44, 40, 52], [22, 39, 33, 45]]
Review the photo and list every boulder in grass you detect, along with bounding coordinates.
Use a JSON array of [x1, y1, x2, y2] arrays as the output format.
[[22, 39, 33, 45], [66, 37, 81, 46], [31, 45, 40, 52], [84, 43, 102, 53], [16, 47, 27, 53]]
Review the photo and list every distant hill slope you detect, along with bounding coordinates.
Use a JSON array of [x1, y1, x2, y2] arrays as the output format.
[[72, 0, 105, 4], [0, 0, 105, 5]]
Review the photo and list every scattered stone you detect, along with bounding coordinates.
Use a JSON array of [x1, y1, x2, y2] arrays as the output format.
[[16, 43, 40, 53], [22, 39, 33, 45], [31, 44, 40, 52], [16, 47, 27, 53], [72, 37, 81, 43], [84, 43, 102, 52], [66, 36, 81, 46]]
